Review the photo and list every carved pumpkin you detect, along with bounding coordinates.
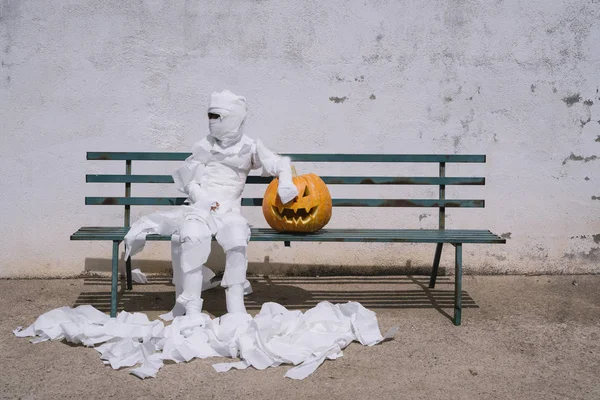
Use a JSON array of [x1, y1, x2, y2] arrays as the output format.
[[262, 170, 332, 232]]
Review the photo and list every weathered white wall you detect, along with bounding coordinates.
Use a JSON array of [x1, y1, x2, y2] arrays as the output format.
[[1, 0, 599, 278]]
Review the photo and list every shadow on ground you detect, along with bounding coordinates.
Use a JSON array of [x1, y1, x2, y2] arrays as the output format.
[[84, 256, 447, 276], [74, 275, 477, 321]]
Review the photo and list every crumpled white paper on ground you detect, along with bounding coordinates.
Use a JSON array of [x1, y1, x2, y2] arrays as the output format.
[[14, 301, 396, 380], [131, 269, 148, 284]]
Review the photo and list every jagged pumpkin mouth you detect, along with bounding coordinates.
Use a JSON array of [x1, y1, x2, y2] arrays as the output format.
[[271, 205, 318, 224]]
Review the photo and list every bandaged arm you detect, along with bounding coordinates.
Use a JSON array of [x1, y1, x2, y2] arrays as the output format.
[[254, 139, 299, 204]]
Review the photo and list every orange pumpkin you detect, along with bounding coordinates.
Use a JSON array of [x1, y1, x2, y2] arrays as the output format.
[[262, 170, 332, 232]]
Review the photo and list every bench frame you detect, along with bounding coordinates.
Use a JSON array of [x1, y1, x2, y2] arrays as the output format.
[[71, 152, 506, 324]]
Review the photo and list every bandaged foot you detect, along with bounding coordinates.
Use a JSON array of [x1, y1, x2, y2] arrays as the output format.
[[176, 265, 205, 316], [176, 294, 204, 316], [225, 283, 247, 314], [185, 299, 204, 315]]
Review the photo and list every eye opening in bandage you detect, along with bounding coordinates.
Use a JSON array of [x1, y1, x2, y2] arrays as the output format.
[[208, 107, 230, 118]]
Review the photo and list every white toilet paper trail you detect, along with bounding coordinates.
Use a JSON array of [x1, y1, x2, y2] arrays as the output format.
[[14, 301, 396, 380]]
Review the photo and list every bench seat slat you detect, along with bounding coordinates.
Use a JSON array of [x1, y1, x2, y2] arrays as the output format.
[[71, 227, 505, 244], [86, 175, 485, 186], [74, 226, 492, 234], [87, 152, 486, 163], [85, 197, 485, 208]]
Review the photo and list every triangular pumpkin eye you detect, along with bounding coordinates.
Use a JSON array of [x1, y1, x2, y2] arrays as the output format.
[[303, 186, 310, 197]]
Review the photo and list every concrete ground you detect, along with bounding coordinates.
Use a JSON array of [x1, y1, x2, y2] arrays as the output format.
[[1, 274, 599, 400]]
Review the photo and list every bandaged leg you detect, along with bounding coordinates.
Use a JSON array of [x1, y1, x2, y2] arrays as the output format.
[[214, 213, 251, 314], [163, 234, 220, 320], [223, 246, 248, 314], [168, 234, 186, 319], [178, 267, 204, 315], [177, 218, 212, 315]]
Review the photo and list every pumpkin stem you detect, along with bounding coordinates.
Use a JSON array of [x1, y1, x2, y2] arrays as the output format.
[[291, 165, 298, 177]]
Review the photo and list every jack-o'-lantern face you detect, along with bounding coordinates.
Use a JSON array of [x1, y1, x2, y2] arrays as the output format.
[[263, 173, 332, 232]]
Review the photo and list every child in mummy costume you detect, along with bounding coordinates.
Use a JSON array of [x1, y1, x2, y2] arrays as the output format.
[[124, 90, 298, 317]]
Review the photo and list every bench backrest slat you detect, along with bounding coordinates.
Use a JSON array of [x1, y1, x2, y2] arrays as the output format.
[[84, 152, 487, 229], [87, 152, 485, 163], [86, 174, 485, 186], [85, 197, 484, 208]]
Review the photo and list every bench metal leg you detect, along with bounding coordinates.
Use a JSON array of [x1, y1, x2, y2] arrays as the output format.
[[454, 243, 462, 326], [126, 256, 133, 290], [111, 240, 120, 318], [428, 243, 444, 288]]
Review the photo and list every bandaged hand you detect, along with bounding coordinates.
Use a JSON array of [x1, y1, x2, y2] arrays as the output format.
[[192, 197, 217, 211], [275, 157, 299, 204], [278, 182, 299, 204], [183, 183, 215, 217]]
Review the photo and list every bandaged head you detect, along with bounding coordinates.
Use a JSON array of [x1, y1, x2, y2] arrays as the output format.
[[208, 90, 247, 147]]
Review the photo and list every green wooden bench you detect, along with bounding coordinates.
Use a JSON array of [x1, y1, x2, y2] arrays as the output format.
[[71, 152, 506, 324]]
